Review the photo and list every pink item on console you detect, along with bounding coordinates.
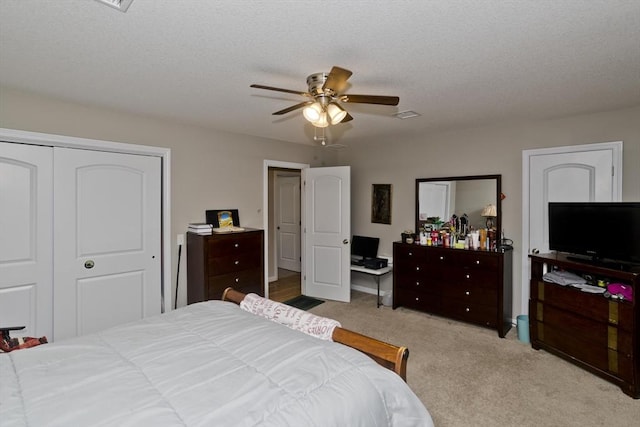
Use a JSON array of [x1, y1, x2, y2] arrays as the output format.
[[607, 283, 633, 301]]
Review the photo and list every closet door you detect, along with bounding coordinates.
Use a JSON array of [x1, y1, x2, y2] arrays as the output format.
[[0, 142, 53, 338], [53, 148, 162, 340]]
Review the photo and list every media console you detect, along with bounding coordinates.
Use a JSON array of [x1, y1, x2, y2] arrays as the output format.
[[529, 253, 640, 398]]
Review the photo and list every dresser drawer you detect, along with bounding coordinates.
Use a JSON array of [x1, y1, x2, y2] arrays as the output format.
[[208, 269, 263, 300], [206, 232, 262, 257], [395, 288, 440, 312], [534, 317, 634, 381], [395, 276, 441, 295], [534, 302, 634, 356], [441, 298, 497, 327], [208, 251, 262, 275], [533, 281, 634, 332], [446, 268, 498, 290], [456, 251, 500, 271], [440, 281, 497, 305]]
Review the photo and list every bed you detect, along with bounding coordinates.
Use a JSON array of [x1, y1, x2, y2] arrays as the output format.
[[1, 289, 433, 426]]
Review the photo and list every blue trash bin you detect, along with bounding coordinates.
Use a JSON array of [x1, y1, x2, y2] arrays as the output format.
[[517, 315, 530, 343]]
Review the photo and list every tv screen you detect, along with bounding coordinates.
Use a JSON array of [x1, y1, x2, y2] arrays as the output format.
[[548, 202, 640, 266], [351, 235, 379, 259]]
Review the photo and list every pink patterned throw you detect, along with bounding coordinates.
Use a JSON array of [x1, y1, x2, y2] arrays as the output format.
[[240, 293, 341, 341]]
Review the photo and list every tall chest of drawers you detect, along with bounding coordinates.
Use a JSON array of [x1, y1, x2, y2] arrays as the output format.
[[393, 242, 513, 337], [187, 229, 264, 304], [529, 253, 639, 398]]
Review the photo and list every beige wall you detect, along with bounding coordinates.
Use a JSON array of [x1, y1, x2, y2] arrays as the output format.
[[2, 85, 639, 316], [339, 105, 640, 316], [0, 86, 336, 308]]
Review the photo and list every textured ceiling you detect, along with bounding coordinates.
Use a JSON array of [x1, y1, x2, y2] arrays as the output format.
[[1, 0, 639, 146]]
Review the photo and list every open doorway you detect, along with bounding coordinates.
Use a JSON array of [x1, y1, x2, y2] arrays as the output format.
[[263, 160, 308, 301]]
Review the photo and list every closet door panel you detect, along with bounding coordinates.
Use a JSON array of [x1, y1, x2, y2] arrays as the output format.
[[53, 148, 162, 341], [0, 142, 53, 338]]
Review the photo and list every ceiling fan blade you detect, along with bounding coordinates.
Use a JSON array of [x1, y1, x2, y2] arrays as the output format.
[[272, 101, 312, 115], [250, 84, 312, 97], [340, 112, 354, 123], [323, 66, 353, 93], [340, 94, 399, 106]]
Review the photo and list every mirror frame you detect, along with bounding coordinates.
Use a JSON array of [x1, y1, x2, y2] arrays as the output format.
[[415, 174, 502, 238]]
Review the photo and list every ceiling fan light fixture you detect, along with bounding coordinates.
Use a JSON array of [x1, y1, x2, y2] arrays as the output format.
[[303, 102, 323, 122], [312, 112, 329, 128], [327, 103, 347, 124]]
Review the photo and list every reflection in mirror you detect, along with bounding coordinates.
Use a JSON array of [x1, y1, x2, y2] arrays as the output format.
[[415, 175, 501, 246]]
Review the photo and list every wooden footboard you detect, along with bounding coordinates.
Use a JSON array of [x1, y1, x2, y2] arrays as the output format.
[[221, 287, 409, 381]]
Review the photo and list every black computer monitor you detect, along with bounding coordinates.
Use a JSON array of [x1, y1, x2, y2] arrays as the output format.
[[351, 235, 379, 259]]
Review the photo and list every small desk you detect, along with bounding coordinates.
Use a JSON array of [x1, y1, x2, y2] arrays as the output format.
[[350, 265, 393, 307]]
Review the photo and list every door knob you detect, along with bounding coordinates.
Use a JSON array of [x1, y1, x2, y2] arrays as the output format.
[[343, 239, 349, 244], [84, 260, 95, 269], [531, 248, 540, 254]]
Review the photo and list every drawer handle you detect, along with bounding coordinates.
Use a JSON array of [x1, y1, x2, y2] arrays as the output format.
[[235, 278, 239, 283], [234, 243, 239, 248], [476, 260, 480, 265], [415, 297, 420, 301], [465, 291, 470, 296], [235, 260, 240, 265], [465, 307, 470, 312], [415, 281, 420, 286], [440, 256, 444, 260], [416, 266, 420, 271], [466, 274, 470, 279], [408, 252, 413, 256]]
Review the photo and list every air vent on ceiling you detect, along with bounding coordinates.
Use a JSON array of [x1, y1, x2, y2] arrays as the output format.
[[95, 0, 134, 12], [393, 110, 421, 119]]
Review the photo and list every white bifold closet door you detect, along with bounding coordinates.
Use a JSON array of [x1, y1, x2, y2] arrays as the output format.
[[0, 142, 53, 339], [53, 148, 162, 341], [0, 143, 162, 342]]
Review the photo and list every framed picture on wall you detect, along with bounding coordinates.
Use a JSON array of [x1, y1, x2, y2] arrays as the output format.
[[371, 184, 392, 224]]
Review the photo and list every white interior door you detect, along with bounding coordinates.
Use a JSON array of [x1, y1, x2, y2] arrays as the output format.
[[303, 166, 351, 302], [277, 175, 301, 272], [521, 142, 622, 315], [0, 142, 53, 338], [53, 148, 162, 340]]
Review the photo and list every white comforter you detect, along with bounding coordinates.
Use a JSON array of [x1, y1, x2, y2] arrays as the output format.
[[1, 301, 433, 426]]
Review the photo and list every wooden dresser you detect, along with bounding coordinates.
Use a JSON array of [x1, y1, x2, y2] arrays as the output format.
[[529, 253, 639, 398], [393, 242, 513, 337], [187, 229, 264, 304]]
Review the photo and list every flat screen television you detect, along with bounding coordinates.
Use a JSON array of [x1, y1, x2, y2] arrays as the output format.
[[548, 202, 640, 268], [351, 235, 379, 260]]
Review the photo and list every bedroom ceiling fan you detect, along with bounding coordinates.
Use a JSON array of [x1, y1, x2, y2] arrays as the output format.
[[250, 66, 399, 128]]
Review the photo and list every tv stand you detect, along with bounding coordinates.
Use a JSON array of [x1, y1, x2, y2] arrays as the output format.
[[529, 252, 640, 398]]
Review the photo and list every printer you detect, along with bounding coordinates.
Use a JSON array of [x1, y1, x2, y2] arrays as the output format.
[[363, 257, 388, 270]]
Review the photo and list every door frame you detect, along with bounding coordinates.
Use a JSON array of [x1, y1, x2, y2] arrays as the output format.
[[263, 160, 309, 299], [0, 128, 172, 312], [521, 141, 622, 316]]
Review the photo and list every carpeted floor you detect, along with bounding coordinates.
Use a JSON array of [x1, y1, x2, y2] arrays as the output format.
[[283, 295, 324, 310], [310, 291, 640, 427]]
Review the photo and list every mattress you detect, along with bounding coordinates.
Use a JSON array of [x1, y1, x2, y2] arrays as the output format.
[[1, 300, 433, 426]]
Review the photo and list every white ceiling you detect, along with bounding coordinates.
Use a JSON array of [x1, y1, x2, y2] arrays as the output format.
[[1, 0, 639, 146]]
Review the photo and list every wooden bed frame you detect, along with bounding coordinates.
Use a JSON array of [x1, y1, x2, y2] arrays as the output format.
[[221, 287, 409, 381]]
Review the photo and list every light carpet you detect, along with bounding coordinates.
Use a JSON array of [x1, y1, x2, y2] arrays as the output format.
[[310, 291, 640, 427]]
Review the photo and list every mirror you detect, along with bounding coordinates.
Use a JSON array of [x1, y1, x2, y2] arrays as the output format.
[[415, 174, 501, 244]]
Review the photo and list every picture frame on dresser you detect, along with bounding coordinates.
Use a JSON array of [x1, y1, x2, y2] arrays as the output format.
[[206, 209, 240, 228]]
